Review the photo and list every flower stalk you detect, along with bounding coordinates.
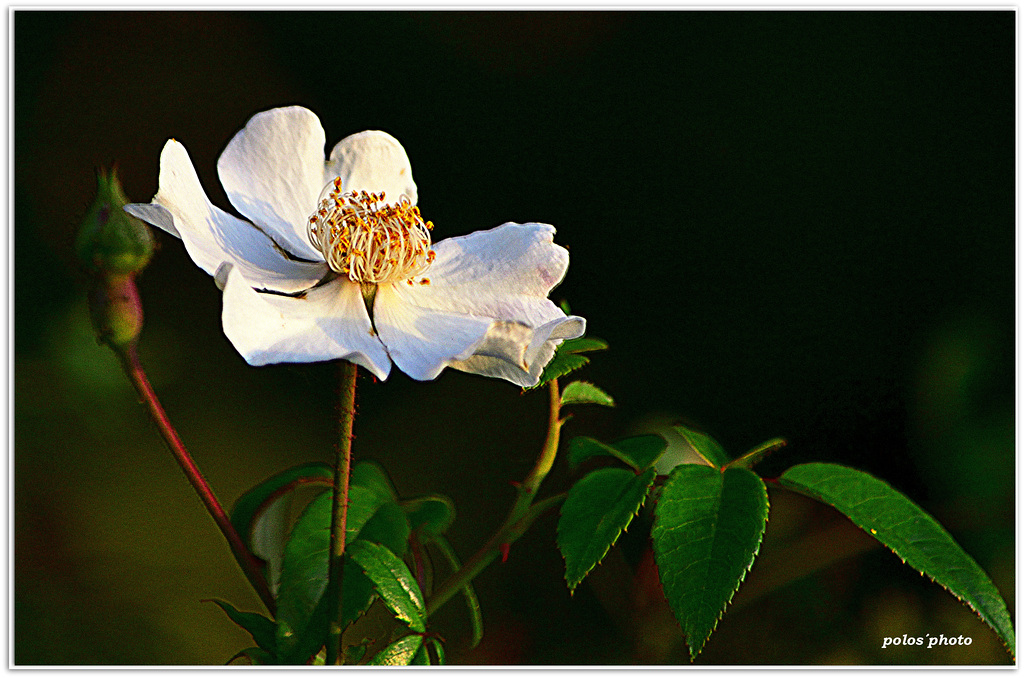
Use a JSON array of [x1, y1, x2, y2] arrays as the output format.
[[326, 360, 359, 665], [426, 378, 567, 617], [116, 341, 276, 614]]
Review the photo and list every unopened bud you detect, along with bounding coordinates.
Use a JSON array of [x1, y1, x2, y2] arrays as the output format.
[[76, 167, 154, 275], [88, 273, 144, 349]]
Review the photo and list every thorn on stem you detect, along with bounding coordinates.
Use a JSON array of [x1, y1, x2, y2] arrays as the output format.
[[500, 543, 511, 563]]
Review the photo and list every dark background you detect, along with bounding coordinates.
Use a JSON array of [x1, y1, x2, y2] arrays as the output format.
[[14, 11, 1015, 664]]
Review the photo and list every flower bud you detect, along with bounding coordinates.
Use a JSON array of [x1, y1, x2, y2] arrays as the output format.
[[88, 273, 144, 349], [76, 167, 154, 275]]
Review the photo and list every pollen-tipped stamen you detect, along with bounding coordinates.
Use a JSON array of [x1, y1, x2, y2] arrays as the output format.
[[308, 178, 435, 284]]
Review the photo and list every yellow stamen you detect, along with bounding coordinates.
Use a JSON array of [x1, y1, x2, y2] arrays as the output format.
[[307, 179, 435, 284]]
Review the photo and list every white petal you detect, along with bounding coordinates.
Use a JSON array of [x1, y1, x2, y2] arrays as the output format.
[[217, 106, 327, 261], [325, 131, 418, 205], [220, 265, 391, 379], [372, 283, 494, 381], [410, 222, 570, 326], [450, 315, 587, 387], [372, 222, 583, 385], [127, 140, 327, 294]]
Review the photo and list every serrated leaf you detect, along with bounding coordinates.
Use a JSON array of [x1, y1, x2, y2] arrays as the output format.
[[348, 540, 426, 633], [274, 485, 387, 663], [675, 425, 730, 468], [403, 494, 456, 539], [559, 336, 609, 354], [561, 380, 616, 407], [207, 599, 276, 655], [533, 336, 610, 388], [726, 437, 786, 470], [368, 635, 423, 666], [557, 467, 657, 590], [652, 465, 769, 660], [779, 462, 1015, 657], [537, 353, 590, 387], [567, 435, 667, 473]]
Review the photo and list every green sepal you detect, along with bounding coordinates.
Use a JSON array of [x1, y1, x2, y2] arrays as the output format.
[[780, 462, 1015, 658], [652, 465, 769, 661], [567, 434, 667, 473], [76, 166, 155, 275], [557, 467, 657, 591]]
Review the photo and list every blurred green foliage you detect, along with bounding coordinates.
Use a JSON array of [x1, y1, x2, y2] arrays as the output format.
[[13, 11, 1013, 665]]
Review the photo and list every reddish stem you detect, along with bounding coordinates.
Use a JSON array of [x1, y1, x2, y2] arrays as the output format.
[[118, 343, 276, 614]]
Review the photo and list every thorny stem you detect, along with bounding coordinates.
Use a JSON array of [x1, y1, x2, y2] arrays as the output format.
[[426, 379, 566, 617], [117, 343, 276, 614], [426, 493, 567, 617], [326, 360, 358, 665]]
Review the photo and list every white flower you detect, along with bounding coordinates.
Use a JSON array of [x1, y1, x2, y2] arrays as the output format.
[[125, 106, 584, 387]]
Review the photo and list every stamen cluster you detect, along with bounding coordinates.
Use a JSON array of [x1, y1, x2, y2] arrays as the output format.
[[308, 177, 435, 284]]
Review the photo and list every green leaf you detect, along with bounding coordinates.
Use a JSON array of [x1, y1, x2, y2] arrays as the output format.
[[274, 485, 387, 663], [567, 435, 667, 473], [230, 462, 334, 592], [348, 540, 426, 633], [403, 494, 456, 539], [207, 599, 276, 655], [368, 635, 423, 666], [560, 380, 616, 408], [351, 461, 398, 503], [359, 501, 411, 558], [533, 336, 609, 388], [231, 462, 334, 546], [726, 437, 787, 470], [557, 467, 657, 590], [674, 425, 730, 468], [652, 465, 769, 660], [559, 336, 609, 354], [779, 463, 1016, 657]]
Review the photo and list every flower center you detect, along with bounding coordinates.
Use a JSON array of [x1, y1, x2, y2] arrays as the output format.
[[307, 177, 435, 284]]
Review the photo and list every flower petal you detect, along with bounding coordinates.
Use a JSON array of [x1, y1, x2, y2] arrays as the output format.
[[220, 264, 391, 379], [372, 283, 495, 381], [325, 131, 418, 205], [217, 106, 327, 261], [373, 222, 584, 385], [126, 140, 327, 294], [409, 222, 570, 326], [449, 315, 586, 387]]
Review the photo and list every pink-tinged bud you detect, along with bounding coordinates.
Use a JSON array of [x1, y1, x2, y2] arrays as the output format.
[[88, 273, 144, 349]]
